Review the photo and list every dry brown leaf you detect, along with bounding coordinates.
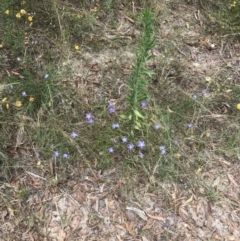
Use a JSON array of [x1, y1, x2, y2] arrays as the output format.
[[146, 213, 165, 222], [226, 235, 235, 240], [38, 205, 44, 220], [115, 224, 126, 231], [126, 206, 148, 221], [7, 207, 14, 216], [178, 207, 188, 221], [49, 161, 53, 175], [116, 235, 123, 241], [227, 174, 238, 188], [58, 229, 66, 241], [71, 216, 81, 231], [1, 210, 8, 222], [46, 211, 52, 229], [77, 190, 83, 204], [98, 192, 108, 199], [182, 195, 193, 206], [125, 221, 135, 236], [212, 176, 220, 188], [108, 199, 115, 208], [142, 218, 154, 230], [29, 232, 35, 241]]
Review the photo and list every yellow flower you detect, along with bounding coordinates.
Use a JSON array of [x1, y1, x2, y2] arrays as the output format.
[[6, 103, 10, 109], [5, 10, 10, 15], [174, 153, 181, 159], [2, 97, 7, 103], [74, 45, 79, 50], [29, 96, 34, 102], [28, 16, 33, 22], [62, 61, 67, 66], [20, 9, 26, 15], [237, 103, 240, 110], [14, 100, 22, 107], [77, 14, 83, 19], [195, 167, 202, 174], [16, 13, 21, 18]]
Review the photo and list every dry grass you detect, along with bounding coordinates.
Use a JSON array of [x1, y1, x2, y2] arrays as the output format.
[[0, 0, 240, 240]]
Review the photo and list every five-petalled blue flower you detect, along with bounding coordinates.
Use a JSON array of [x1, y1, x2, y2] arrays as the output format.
[[128, 143, 134, 151], [71, 132, 78, 138], [54, 150, 59, 157], [159, 146, 166, 155], [137, 140, 145, 149], [108, 147, 114, 153], [112, 123, 119, 129], [63, 153, 69, 159]]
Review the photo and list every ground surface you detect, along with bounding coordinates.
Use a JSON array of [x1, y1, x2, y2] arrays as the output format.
[[0, 1, 240, 240]]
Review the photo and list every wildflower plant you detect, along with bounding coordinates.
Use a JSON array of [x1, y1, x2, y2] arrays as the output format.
[[2, 0, 239, 213], [203, 0, 240, 36], [125, 8, 157, 130]]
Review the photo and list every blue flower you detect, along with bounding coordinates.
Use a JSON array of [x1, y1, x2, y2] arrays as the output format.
[[137, 140, 145, 149], [9, 84, 13, 89], [109, 107, 115, 114], [108, 101, 114, 107], [108, 101, 115, 113], [88, 118, 94, 124], [141, 101, 147, 108], [35, 152, 40, 158], [159, 146, 166, 155], [71, 131, 78, 138], [187, 123, 193, 128], [193, 94, 197, 100], [86, 113, 92, 120], [139, 152, 144, 159], [173, 140, 179, 146], [128, 143, 134, 151], [86, 113, 94, 123], [54, 150, 59, 157], [154, 124, 161, 130], [112, 123, 119, 129], [63, 153, 69, 159], [202, 89, 207, 95], [22, 91, 27, 96], [122, 137, 128, 143], [108, 147, 114, 153], [141, 98, 150, 108], [44, 74, 49, 79]]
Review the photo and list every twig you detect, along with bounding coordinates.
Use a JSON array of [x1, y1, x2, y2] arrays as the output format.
[[25, 171, 46, 180]]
